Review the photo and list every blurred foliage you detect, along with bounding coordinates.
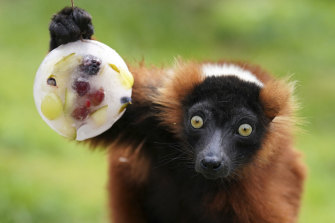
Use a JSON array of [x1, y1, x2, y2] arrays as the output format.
[[0, 0, 334, 222]]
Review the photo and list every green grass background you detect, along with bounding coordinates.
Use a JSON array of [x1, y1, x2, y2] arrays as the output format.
[[0, 0, 334, 222]]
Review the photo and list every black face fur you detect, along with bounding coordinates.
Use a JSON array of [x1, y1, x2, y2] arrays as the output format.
[[182, 76, 269, 180]]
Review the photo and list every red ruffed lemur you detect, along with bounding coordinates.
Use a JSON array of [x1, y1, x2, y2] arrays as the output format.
[[49, 7, 306, 223]]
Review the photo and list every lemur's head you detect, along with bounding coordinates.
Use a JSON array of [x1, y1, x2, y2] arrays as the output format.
[[183, 70, 268, 179], [156, 62, 293, 180]]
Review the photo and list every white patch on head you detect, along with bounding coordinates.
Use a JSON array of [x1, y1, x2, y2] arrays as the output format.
[[202, 63, 264, 87], [118, 157, 129, 163]]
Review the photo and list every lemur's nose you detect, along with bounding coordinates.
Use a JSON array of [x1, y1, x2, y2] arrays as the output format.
[[201, 157, 222, 170]]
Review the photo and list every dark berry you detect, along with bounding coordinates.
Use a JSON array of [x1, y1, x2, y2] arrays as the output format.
[[47, 77, 57, 86], [80, 55, 102, 75], [71, 106, 89, 121], [72, 80, 90, 96], [120, 97, 132, 104], [89, 89, 105, 106]]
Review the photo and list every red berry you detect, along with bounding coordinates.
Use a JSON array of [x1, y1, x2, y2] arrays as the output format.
[[89, 89, 105, 106], [73, 80, 90, 96], [85, 100, 91, 108], [71, 106, 89, 121]]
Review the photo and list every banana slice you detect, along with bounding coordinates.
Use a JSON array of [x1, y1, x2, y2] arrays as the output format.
[[34, 40, 133, 141]]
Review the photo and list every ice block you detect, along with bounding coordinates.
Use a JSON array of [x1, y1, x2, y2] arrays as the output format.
[[34, 40, 133, 141]]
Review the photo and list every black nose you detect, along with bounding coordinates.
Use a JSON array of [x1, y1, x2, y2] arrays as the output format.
[[201, 157, 222, 170]]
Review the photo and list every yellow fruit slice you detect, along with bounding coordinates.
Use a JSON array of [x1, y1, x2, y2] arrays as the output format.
[[119, 102, 131, 114], [64, 88, 76, 113], [52, 53, 81, 87], [59, 118, 77, 140], [54, 53, 76, 67], [91, 105, 108, 126], [41, 93, 63, 120], [108, 64, 134, 89], [109, 63, 120, 73], [119, 69, 134, 90]]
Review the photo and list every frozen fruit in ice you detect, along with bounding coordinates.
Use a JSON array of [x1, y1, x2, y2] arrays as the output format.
[[85, 100, 91, 108], [119, 97, 132, 114], [120, 97, 132, 104], [34, 40, 133, 141], [91, 105, 108, 126], [80, 55, 101, 75], [55, 53, 76, 67], [41, 93, 63, 120], [119, 69, 134, 90], [52, 53, 81, 84], [64, 88, 76, 112], [71, 106, 90, 121], [47, 76, 57, 86], [119, 102, 131, 114], [58, 118, 77, 140], [109, 64, 134, 90], [72, 80, 90, 96], [89, 89, 105, 106], [109, 63, 120, 73]]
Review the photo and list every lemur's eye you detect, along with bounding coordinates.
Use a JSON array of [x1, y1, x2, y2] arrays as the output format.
[[238, 124, 253, 136], [191, 116, 204, 129]]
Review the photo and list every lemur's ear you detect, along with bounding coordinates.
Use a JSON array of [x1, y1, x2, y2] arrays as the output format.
[[259, 80, 293, 121]]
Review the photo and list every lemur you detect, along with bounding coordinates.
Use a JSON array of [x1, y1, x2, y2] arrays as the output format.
[[48, 7, 306, 223]]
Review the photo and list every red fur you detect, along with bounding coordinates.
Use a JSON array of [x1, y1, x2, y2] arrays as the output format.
[[92, 60, 306, 223]]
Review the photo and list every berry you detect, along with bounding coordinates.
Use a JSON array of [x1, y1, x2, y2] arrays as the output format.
[[71, 106, 89, 121], [47, 77, 57, 86], [120, 96, 132, 104], [72, 80, 90, 96], [85, 100, 91, 108], [80, 55, 102, 75], [89, 89, 105, 106]]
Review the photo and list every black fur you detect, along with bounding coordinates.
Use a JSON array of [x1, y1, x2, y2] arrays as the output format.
[[49, 7, 94, 51], [135, 77, 270, 222], [182, 76, 269, 179], [90, 76, 269, 223]]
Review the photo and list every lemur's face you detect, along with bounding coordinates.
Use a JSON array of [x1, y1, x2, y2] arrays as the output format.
[[183, 76, 269, 180]]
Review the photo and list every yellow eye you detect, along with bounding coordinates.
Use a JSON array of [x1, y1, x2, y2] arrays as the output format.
[[191, 116, 204, 129], [238, 124, 253, 136]]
